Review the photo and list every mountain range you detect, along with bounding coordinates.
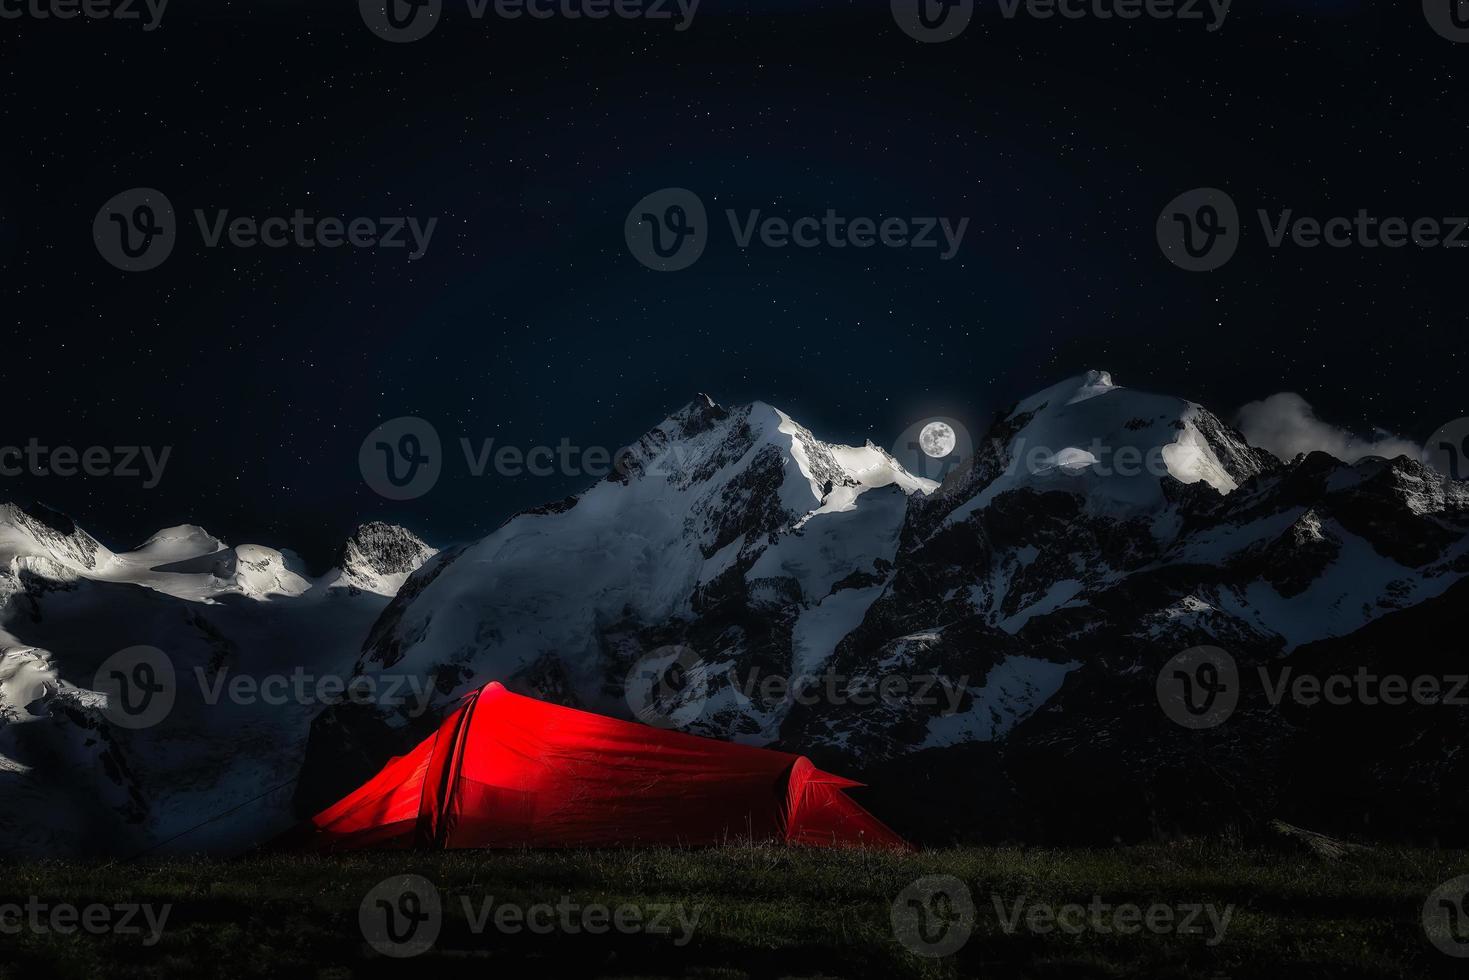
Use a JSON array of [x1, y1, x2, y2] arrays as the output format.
[[3, 370, 1465, 856]]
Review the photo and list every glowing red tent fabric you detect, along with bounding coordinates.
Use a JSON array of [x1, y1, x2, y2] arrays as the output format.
[[307, 682, 907, 850]]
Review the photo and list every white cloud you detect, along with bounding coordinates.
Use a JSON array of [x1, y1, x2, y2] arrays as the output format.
[[1233, 392, 1420, 464]]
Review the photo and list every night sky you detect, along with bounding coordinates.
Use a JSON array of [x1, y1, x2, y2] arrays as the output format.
[[2, 0, 1465, 569]]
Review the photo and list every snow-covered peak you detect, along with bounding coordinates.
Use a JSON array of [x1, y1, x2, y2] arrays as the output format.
[[944, 370, 1273, 521], [0, 507, 422, 856], [615, 397, 934, 517], [1014, 369, 1117, 415], [127, 524, 229, 564], [0, 506, 434, 604], [773, 408, 937, 520], [352, 396, 940, 721], [99, 525, 298, 601], [328, 522, 437, 596], [0, 501, 111, 576], [231, 544, 315, 599]]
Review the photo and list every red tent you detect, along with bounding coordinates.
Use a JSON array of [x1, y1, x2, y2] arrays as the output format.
[[306, 681, 907, 850]]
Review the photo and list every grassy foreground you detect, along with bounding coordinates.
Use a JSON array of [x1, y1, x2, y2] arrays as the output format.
[[2, 843, 1466, 979]]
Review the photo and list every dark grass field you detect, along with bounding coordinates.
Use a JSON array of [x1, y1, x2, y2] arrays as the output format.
[[2, 843, 1467, 979]]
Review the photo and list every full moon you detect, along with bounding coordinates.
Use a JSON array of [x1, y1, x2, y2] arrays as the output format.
[[919, 421, 956, 458]]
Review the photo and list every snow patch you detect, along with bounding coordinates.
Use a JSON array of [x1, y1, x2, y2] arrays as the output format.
[[922, 656, 1079, 746], [1162, 408, 1239, 493], [999, 579, 1084, 634]]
